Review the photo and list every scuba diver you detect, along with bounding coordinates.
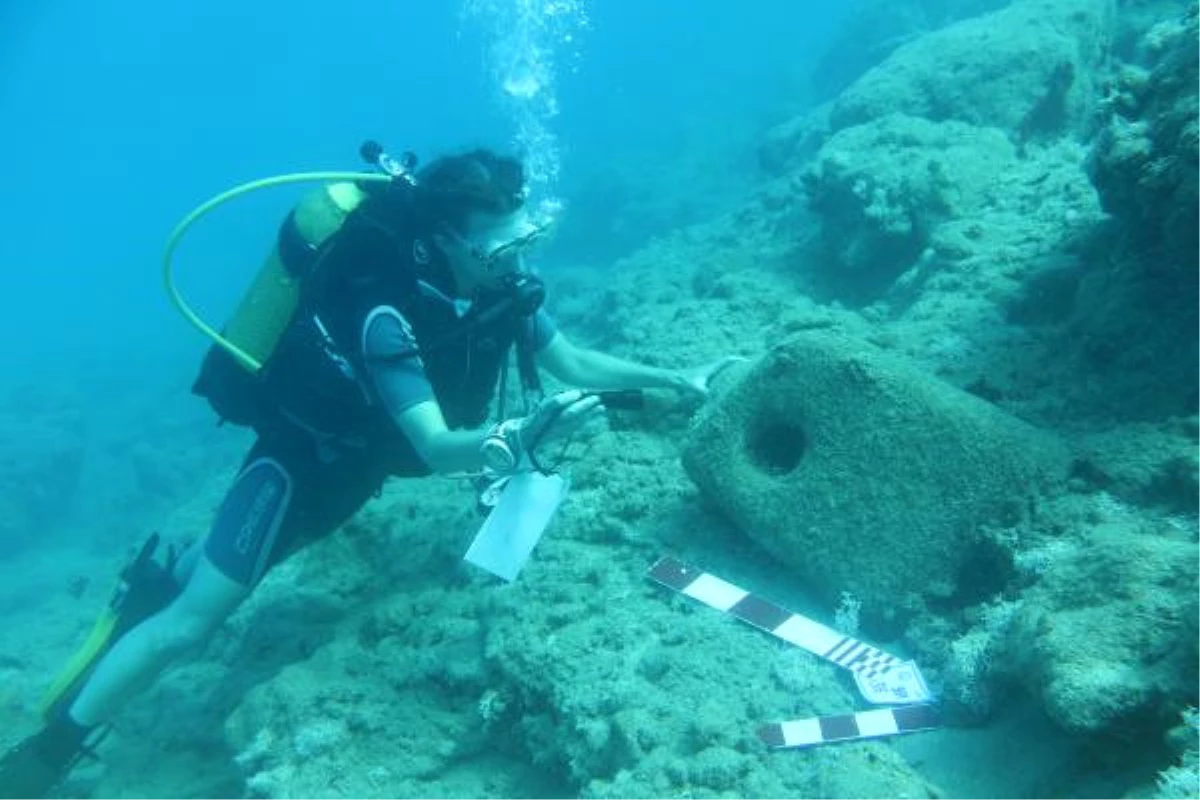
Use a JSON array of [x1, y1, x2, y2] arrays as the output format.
[[0, 143, 735, 797]]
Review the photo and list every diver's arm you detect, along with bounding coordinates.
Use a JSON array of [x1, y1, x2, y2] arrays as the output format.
[[394, 402, 492, 474], [537, 331, 691, 392], [360, 308, 492, 474], [365, 343, 493, 474]]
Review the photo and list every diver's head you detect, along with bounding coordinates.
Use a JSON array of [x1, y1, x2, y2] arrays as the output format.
[[418, 149, 550, 295]]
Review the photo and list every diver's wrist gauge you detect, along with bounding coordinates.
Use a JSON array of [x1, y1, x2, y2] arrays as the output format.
[[480, 420, 523, 473]]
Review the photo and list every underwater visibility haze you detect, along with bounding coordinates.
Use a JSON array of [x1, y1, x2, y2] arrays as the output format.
[[0, 0, 1197, 798]]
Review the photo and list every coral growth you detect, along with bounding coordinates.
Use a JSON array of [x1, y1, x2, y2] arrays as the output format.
[[1154, 707, 1200, 799], [1089, 4, 1199, 268]]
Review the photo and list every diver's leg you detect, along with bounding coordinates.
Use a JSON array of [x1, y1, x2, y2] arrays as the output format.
[[0, 453, 294, 798], [67, 555, 249, 726], [171, 538, 203, 586], [69, 456, 292, 726]]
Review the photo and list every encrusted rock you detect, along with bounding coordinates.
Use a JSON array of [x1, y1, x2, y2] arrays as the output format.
[[830, 0, 1115, 139], [802, 113, 1017, 279], [682, 331, 1068, 627], [809, 0, 1011, 103], [1088, 3, 1198, 265], [1005, 524, 1199, 733]]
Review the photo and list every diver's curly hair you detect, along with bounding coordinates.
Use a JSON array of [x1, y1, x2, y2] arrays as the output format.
[[417, 149, 526, 233]]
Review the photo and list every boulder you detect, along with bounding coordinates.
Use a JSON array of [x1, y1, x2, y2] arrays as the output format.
[[829, 0, 1116, 140], [801, 113, 1017, 283], [810, 0, 1011, 103], [1005, 524, 1199, 733], [1088, 3, 1198, 267]]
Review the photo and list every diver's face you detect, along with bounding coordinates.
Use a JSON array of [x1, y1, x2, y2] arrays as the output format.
[[436, 210, 545, 293]]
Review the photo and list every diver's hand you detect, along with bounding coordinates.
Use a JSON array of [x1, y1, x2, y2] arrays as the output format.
[[520, 390, 607, 454], [670, 356, 747, 397], [481, 391, 606, 475]]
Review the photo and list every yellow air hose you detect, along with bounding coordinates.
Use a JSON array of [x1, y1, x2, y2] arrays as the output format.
[[161, 171, 392, 372]]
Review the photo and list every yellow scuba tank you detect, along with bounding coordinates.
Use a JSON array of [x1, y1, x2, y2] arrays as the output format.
[[162, 140, 418, 373], [220, 181, 367, 369]]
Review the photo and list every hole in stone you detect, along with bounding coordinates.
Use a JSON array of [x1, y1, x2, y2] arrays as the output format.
[[746, 416, 807, 475]]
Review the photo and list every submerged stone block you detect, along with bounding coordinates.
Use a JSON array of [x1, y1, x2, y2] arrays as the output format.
[[682, 331, 1067, 626]]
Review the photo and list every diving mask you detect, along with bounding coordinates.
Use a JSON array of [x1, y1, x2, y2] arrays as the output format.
[[463, 215, 554, 274]]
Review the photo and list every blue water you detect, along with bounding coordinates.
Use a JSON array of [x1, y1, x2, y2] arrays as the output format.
[[0, 0, 846, 381]]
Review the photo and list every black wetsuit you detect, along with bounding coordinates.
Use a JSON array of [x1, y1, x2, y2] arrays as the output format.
[[196, 210, 557, 586]]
